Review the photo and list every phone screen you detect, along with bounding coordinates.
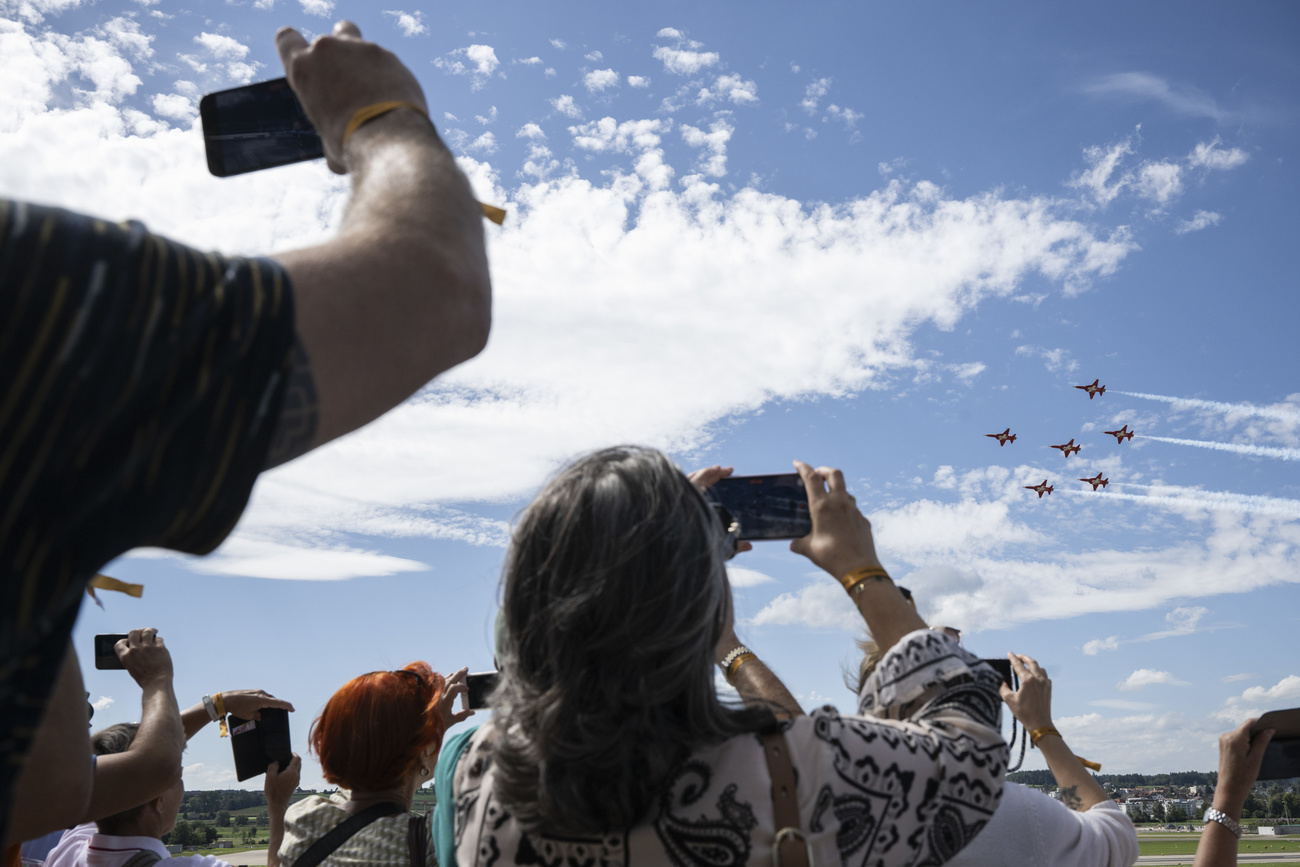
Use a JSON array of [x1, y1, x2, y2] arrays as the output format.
[[199, 77, 324, 177], [982, 658, 1013, 690], [94, 634, 128, 670], [708, 474, 811, 540], [466, 671, 499, 711]]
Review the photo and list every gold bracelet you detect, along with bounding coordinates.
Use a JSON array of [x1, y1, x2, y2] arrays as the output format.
[[839, 566, 891, 595], [725, 652, 757, 684], [1029, 725, 1061, 747]]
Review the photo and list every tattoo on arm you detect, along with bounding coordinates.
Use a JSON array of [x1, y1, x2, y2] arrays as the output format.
[[263, 336, 320, 469], [1059, 785, 1083, 811]]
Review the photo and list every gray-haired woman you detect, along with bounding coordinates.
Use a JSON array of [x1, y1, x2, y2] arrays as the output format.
[[452, 446, 1008, 867]]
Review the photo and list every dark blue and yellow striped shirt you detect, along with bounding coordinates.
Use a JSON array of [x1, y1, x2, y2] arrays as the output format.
[[0, 199, 296, 842]]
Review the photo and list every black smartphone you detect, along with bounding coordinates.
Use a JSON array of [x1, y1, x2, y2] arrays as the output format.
[[1253, 708, 1300, 781], [94, 634, 128, 670], [199, 77, 324, 177], [466, 671, 499, 712], [708, 474, 812, 541], [229, 707, 293, 781], [983, 658, 1013, 690]]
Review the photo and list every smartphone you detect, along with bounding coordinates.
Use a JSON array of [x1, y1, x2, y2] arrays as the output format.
[[199, 77, 324, 177], [94, 634, 128, 670], [466, 671, 500, 712], [707, 474, 812, 541], [229, 707, 293, 781], [1252, 708, 1300, 781], [982, 658, 1013, 690]]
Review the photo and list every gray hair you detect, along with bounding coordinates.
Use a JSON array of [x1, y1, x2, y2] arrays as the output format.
[[91, 723, 148, 829], [490, 446, 773, 834]]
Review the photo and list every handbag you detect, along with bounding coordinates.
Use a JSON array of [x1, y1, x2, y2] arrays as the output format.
[[761, 730, 811, 867]]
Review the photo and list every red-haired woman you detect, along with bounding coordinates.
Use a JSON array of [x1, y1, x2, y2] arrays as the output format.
[[278, 663, 471, 867]]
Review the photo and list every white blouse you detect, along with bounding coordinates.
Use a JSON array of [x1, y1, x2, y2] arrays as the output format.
[[454, 628, 1009, 867]]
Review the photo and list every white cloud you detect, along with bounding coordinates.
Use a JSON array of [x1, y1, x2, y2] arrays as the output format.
[[100, 17, 152, 61], [191, 537, 430, 580], [826, 104, 863, 128], [1175, 209, 1222, 235], [583, 68, 619, 93], [91, 696, 115, 712], [298, 0, 333, 16], [1219, 675, 1300, 722], [726, 566, 775, 588], [549, 38, 566, 50], [1, 0, 85, 24], [1052, 711, 1220, 772], [1188, 138, 1249, 171], [550, 94, 582, 119], [680, 118, 732, 177], [514, 56, 542, 66], [1083, 73, 1229, 122], [466, 131, 497, 155], [751, 580, 861, 631], [383, 10, 427, 37], [698, 73, 757, 106], [801, 77, 830, 114], [1137, 606, 1206, 640], [627, 75, 650, 88], [1083, 635, 1119, 655], [1087, 699, 1157, 711], [1134, 161, 1182, 205], [1116, 668, 1191, 691], [584, 50, 602, 61], [1014, 344, 1079, 372], [434, 44, 500, 87], [878, 157, 908, 177], [152, 92, 196, 121], [475, 107, 498, 125], [949, 362, 985, 384], [1069, 137, 1133, 206], [516, 122, 545, 140], [193, 32, 249, 61], [656, 27, 683, 40], [1221, 673, 1256, 683], [653, 44, 720, 75]]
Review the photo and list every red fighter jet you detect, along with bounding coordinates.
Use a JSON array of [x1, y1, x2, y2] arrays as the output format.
[[986, 428, 1017, 446], [1105, 425, 1135, 443], [1075, 379, 1106, 399], [1024, 480, 1054, 498], [1079, 472, 1109, 491], [1050, 438, 1081, 457]]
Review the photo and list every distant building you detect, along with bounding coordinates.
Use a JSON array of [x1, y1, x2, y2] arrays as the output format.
[[1260, 825, 1300, 836]]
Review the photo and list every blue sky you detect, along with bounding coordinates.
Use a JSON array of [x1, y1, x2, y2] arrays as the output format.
[[3, 0, 1298, 790]]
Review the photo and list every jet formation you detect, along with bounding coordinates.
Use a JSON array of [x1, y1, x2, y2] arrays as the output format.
[[983, 380, 1135, 498]]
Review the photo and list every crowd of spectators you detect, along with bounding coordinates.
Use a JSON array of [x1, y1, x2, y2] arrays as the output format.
[[0, 16, 1281, 867]]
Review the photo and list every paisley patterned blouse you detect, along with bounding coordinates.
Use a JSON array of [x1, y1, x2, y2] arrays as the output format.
[[453, 628, 1008, 867]]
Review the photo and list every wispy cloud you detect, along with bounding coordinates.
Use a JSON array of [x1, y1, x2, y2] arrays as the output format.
[[1117, 668, 1190, 691], [1089, 699, 1159, 711], [91, 696, 115, 712], [1218, 675, 1300, 722], [1065, 484, 1300, 521], [434, 44, 500, 87], [383, 10, 426, 37], [1083, 635, 1119, 655], [1175, 210, 1222, 235], [1083, 72, 1229, 122], [1115, 391, 1300, 424], [1221, 673, 1256, 683], [1138, 606, 1207, 641]]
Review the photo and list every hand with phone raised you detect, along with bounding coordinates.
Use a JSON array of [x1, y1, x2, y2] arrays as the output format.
[[275, 21, 427, 174], [114, 628, 174, 689]]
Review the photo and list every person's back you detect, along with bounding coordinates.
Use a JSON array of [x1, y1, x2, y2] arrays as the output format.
[[452, 448, 1009, 867]]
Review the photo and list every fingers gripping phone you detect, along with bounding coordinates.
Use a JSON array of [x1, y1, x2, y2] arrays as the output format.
[[707, 474, 812, 541], [199, 78, 324, 177]]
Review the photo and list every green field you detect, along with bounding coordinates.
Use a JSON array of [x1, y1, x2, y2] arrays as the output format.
[[1139, 838, 1300, 856]]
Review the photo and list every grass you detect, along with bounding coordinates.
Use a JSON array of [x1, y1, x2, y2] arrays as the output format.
[[1139, 838, 1300, 856]]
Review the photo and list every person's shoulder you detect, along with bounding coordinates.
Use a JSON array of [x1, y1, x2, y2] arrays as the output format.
[[43, 822, 95, 867]]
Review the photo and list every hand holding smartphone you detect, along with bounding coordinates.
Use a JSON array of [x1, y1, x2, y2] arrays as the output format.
[[199, 78, 324, 177], [707, 473, 812, 541]]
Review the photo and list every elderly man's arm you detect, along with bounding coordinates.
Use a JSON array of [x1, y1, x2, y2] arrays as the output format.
[[264, 21, 491, 467]]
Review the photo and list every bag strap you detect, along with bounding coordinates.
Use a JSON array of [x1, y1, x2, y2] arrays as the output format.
[[290, 801, 404, 867], [761, 730, 811, 867], [119, 850, 163, 867], [408, 812, 430, 867]]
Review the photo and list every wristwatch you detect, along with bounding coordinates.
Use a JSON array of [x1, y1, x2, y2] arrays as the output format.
[[1203, 807, 1242, 839], [202, 694, 220, 722]]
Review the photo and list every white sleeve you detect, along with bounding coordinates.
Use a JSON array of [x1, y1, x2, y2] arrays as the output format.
[[43, 823, 95, 867], [1030, 792, 1139, 867]]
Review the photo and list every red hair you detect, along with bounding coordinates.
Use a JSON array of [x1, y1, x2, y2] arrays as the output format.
[[310, 661, 447, 792]]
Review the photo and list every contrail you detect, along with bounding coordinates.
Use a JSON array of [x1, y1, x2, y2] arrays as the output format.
[[1114, 391, 1300, 424], [1136, 434, 1300, 462], [1061, 484, 1300, 520]]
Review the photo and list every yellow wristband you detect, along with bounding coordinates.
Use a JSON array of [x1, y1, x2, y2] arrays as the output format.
[[1029, 725, 1061, 747], [725, 652, 757, 684], [839, 566, 891, 595], [342, 100, 428, 148], [1078, 757, 1102, 771]]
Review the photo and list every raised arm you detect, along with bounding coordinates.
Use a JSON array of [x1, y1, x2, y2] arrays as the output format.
[[1194, 719, 1275, 867], [266, 21, 491, 465], [181, 689, 295, 740], [264, 752, 302, 867], [83, 629, 185, 822], [714, 627, 803, 718]]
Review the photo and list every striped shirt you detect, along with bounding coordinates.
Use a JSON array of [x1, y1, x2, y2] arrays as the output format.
[[0, 199, 296, 843]]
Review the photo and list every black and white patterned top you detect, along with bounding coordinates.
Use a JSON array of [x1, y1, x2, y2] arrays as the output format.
[[454, 628, 1008, 867]]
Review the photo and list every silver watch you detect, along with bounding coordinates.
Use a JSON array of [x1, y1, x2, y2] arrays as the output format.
[[202, 694, 220, 722], [1203, 807, 1242, 839]]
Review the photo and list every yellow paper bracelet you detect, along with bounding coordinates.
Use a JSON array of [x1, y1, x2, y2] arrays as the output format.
[[1029, 725, 1061, 747], [839, 566, 891, 595], [341, 101, 508, 225], [1078, 757, 1102, 771], [725, 652, 757, 684]]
